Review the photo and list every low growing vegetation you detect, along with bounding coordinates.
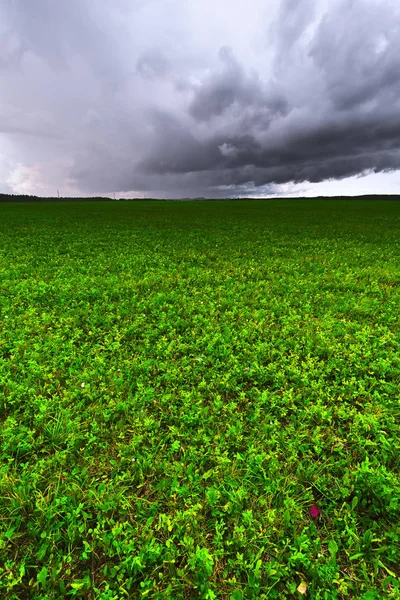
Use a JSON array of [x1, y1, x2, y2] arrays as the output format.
[[0, 199, 399, 599]]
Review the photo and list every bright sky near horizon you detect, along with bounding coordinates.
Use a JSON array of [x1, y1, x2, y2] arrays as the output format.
[[1, 0, 400, 198]]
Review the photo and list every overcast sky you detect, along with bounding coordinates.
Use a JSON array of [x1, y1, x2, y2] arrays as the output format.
[[1, 0, 400, 198]]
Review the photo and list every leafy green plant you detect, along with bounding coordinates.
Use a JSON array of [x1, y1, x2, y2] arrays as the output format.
[[0, 198, 399, 598]]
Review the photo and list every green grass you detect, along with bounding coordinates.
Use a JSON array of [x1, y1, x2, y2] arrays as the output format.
[[0, 199, 399, 599]]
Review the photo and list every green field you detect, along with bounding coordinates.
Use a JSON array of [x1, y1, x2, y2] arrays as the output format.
[[1, 199, 399, 599]]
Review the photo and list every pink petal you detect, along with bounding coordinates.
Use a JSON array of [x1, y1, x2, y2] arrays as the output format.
[[309, 504, 320, 518]]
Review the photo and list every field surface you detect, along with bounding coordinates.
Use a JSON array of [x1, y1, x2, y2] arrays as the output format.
[[0, 199, 399, 599]]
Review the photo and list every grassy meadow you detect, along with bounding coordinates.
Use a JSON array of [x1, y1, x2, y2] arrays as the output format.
[[0, 199, 399, 599]]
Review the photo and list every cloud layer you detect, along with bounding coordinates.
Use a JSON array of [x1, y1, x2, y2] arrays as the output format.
[[1, 0, 400, 197]]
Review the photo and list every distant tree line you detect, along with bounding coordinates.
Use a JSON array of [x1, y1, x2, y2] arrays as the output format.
[[0, 194, 114, 202], [0, 194, 162, 202], [1, 193, 399, 203]]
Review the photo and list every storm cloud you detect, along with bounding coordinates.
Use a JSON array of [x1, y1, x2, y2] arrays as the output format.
[[1, 0, 400, 197]]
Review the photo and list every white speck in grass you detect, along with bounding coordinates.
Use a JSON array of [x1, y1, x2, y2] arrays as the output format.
[[5, 315, 8, 319], [81, 382, 85, 388], [132, 458, 135, 462]]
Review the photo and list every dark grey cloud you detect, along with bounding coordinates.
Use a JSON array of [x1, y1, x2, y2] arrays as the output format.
[[188, 47, 266, 122], [1, 0, 400, 197], [130, 0, 400, 194], [310, 0, 400, 111]]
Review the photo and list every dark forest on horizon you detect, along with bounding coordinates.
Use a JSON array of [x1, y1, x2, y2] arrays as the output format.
[[2, 193, 400, 203]]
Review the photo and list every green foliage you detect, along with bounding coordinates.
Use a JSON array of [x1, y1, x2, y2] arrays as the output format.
[[0, 199, 399, 598]]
